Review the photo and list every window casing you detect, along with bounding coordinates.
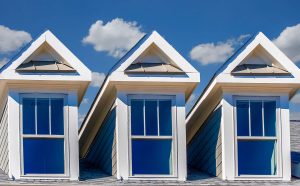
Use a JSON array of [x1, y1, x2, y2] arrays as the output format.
[[234, 96, 281, 178], [128, 95, 177, 178], [20, 94, 69, 177]]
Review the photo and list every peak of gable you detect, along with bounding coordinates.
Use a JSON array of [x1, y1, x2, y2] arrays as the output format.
[[1, 30, 91, 78], [112, 31, 198, 74], [221, 32, 299, 78], [125, 43, 184, 74], [16, 42, 76, 73], [231, 44, 290, 76]]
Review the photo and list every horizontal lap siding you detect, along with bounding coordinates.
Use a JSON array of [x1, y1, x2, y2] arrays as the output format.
[[85, 106, 116, 176], [291, 120, 300, 163], [188, 105, 222, 178], [0, 102, 8, 174]]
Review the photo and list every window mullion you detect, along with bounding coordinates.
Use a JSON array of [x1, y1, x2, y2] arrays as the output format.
[[35, 98, 37, 135], [49, 99, 52, 135], [157, 100, 160, 136], [248, 100, 251, 136], [262, 101, 265, 137], [143, 99, 146, 136]]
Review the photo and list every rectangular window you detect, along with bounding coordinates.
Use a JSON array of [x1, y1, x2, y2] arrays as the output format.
[[235, 98, 278, 176], [21, 95, 66, 175], [130, 98, 174, 176]]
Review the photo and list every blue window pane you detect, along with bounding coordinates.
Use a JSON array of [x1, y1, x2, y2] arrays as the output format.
[[37, 99, 49, 134], [51, 99, 64, 135], [23, 138, 64, 174], [159, 100, 172, 136], [238, 140, 276, 175], [23, 98, 35, 134], [132, 139, 172, 175], [264, 101, 276, 136], [236, 101, 249, 136], [250, 101, 263, 136], [145, 101, 158, 135], [131, 100, 144, 135]]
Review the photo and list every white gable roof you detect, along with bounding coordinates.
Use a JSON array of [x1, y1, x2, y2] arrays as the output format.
[[111, 31, 198, 74], [1, 30, 91, 81], [219, 32, 300, 78]]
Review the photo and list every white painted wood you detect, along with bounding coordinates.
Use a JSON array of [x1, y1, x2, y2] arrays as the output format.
[[221, 93, 235, 180], [8, 91, 21, 179], [176, 93, 187, 181], [280, 94, 291, 181], [1, 30, 91, 81], [115, 92, 129, 180], [68, 91, 79, 181]]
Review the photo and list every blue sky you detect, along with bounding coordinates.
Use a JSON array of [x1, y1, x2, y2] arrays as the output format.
[[1, 0, 300, 124]]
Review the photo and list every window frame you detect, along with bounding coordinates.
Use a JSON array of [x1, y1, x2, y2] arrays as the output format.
[[233, 96, 282, 179], [127, 94, 178, 178], [19, 93, 70, 178]]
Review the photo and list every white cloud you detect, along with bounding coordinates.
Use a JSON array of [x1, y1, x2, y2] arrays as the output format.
[[0, 25, 31, 54], [82, 18, 145, 58], [0, 58, 9, 68], [91, 72, 106, 87], [190, 34, 250, 65], [273, 23, 300, 63]]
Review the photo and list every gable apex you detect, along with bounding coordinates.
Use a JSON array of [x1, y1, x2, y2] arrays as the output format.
[[111, 30, 198, 74], [220, 32, 300, 78], [1, 30, 91, 80]]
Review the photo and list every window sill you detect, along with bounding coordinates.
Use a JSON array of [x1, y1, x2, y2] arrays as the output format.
[[128, 176, 179, 181], [20, 174, 70, 180], [234, 175, 284, 181]]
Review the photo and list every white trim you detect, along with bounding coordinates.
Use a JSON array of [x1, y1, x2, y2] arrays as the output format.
[[1, 30, 91, 81], [112, 31, 198, 74], [127, 95, 177, 178], [233, 96, 282, 179], [19, 93, 69, 178]]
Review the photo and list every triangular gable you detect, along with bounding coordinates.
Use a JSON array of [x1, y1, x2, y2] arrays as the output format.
[[219, 32, 300, 78], [111, 31, 198, 74], [1, 30, 91, 79]]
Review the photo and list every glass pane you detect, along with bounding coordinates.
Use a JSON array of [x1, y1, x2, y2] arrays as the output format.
[[238, 140, 276, 175], [37, 99, 50, 134], [145, 100, 158, 135], [23, 138, 64, 174], [51, 99, 64, 135], [250, 101, 263, 136], [132, 139, 172, 175], [131, 100, 144, 135], [236, 101, 249, 136], [23, 98, 35, 134], [159, 100, 172, 136], [264, 101, 276, 136]]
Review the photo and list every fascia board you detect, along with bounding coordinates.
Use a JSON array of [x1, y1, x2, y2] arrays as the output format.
[[114, 31, 198, 74]]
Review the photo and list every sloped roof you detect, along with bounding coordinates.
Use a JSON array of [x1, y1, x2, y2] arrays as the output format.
[[231, 64, 290, 76], [125, 63, 184, 74], [16, 60, 76, 73]]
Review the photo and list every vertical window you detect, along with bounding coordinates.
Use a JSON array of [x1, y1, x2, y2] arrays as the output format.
[[22, 96, 65, 175], [236, 98, 277, 176], [130, 98, 173, 176]]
